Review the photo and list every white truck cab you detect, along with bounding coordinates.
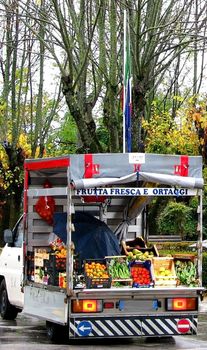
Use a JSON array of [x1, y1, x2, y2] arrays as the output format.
[[0, 216, 24, 319]]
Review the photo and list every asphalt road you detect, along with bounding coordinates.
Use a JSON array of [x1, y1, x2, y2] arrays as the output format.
[[1, 301, 207, 350]]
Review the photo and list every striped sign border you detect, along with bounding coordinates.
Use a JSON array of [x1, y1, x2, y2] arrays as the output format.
[[69, 315, 197, 338]]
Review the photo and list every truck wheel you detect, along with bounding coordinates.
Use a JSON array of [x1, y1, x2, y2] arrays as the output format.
[[0, 280, 19, 320], [46, 321, 68, 343]]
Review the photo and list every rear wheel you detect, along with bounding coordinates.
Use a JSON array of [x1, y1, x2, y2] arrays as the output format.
[[46, 321, 68, 343], [0, 280, 19, 320]]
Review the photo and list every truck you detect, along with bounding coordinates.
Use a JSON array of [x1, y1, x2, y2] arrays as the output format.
[[0, 152, 205, 342]]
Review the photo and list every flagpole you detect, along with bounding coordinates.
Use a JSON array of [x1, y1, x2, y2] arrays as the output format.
[[123, 9, 127, 153]]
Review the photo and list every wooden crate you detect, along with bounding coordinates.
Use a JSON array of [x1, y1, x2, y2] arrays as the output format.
[[152, 257, 177, 287], [173, 254, 198, 287], [111, 279, 133, 287], [173, 253, 196, 262], [121, 241, 159, 259], [138, 245, 159, 257]]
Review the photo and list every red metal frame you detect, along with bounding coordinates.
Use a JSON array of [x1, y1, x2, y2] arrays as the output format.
[[24, 157, 70, 171]]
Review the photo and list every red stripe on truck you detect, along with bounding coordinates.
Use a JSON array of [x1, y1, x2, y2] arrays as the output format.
[[84, 154, 100, 178], [174, 155, 189, 176], [24, 158, 70, 170]]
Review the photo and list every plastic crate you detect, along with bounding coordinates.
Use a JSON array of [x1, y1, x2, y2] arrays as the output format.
[[84, 258, 106, 266], [85, 275, 112, 288], [152, 257, 177, 287], [129, 260, 154, 288], [84, 259, 111, 288]]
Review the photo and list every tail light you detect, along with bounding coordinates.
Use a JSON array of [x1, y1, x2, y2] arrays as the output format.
[[166, 297, 197, 311], [103, 302, 114, 309], [72, 300, 103, 313]]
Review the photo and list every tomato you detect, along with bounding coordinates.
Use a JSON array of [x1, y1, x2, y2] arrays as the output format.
[[131, 264, 151, 285]]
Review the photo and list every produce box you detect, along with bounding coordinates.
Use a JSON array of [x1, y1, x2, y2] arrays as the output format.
[[84, 259, 111, 289], [106, 256, 131, 280], [85, 276, 112, 288], [173, 253, 196, 262], [174, 256, 198, 287], [152, 257, 177, 287], [138, 245, 159, 257], [122, 241, 159, 261], [129, 260, 154, 288], [121, 239, 146, 255]]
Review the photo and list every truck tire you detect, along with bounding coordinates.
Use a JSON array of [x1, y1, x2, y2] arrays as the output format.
[[46, 321, 68, 343], [0, 280, 19, 320]]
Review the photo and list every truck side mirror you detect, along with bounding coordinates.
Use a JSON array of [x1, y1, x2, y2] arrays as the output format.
[[4, 229, 14, 244]]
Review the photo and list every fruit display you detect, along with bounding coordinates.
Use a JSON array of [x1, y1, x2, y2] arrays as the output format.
[[152, 257, 177, 287], [121, 240, 158, 258], [108, 258, 131, 279], [29, 237, 199, 290], [49, 238, 67, 258], [127, 249, 155, 261], [154, 266, 172, 277], [54, 248, 67, 258], [59, 272, 67, 288], [175, 260, 198, 287], [84, 260, 111, 288], [84, 261, 109, 279]]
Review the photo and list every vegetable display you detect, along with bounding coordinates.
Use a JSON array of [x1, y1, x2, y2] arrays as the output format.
[[108, 258, 131, 279], [130, 265, 152, 286], [175, 260, 198, 287]]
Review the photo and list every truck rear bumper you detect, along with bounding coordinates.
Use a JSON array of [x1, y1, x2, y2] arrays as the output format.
[[69, 314, 197, 338]]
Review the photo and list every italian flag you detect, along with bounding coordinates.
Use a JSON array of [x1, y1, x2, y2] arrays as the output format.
[[123, 9, 132, 153]]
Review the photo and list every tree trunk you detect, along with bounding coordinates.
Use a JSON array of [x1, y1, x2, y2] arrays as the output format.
[[108, 0, 119, 152], [132, 80, 146, 152], [62, 76, 103, 153]]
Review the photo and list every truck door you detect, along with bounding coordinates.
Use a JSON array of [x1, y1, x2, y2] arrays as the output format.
[[4, 218, 24, 308]]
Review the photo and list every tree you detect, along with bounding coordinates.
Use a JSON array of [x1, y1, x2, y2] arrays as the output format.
[[125, 0, 207, 150], [18, 0, 207, 153], [0, 0, 62, 228], [142, 105, 200, 155], [13, 0, 124, 152]]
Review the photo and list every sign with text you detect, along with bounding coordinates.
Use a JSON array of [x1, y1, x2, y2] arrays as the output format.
[[128, 153, 145, 164], [75, 187, 198, 197]]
